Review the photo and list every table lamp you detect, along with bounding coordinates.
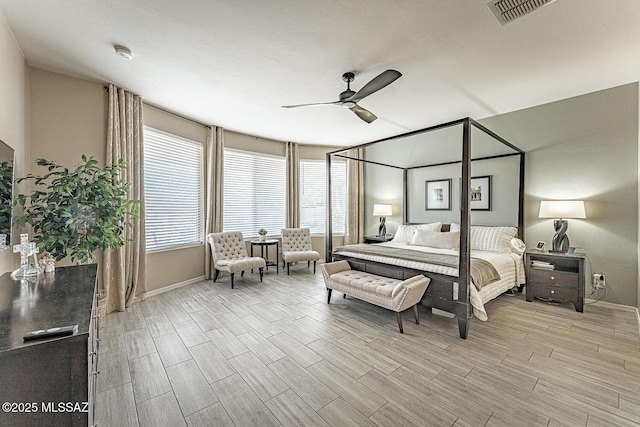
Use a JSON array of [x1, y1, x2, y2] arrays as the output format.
[[538, 200, 586, 252], [372, 204, 392, 236]]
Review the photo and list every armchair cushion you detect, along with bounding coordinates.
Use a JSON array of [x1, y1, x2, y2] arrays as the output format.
[[282, 250, 320, 263], [281, 227, 320, 263], [208, 232, 266, 274]]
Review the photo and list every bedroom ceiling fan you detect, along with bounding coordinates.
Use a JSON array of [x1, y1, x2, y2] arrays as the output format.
[[282, 69, 402, 123]]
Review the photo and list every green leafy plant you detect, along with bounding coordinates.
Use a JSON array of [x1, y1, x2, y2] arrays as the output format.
[[258, 228, 268, 236], [0, 160, 13, 240], [14, 155, 139, 264]]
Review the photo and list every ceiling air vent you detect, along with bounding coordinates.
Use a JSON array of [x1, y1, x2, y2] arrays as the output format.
[[488, 0, 558, 25]]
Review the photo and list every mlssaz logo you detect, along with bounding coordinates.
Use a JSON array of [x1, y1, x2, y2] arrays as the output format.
[[41, 402, 89, 413]]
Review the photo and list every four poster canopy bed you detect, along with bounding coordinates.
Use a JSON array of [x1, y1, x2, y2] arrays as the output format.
[[325, 118, 525, 339]]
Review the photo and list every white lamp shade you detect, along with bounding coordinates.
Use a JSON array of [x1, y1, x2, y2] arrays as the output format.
[[539, 200, 586, 219], [372, 204, 392, 216]]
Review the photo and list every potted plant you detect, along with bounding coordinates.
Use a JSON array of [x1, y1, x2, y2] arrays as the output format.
[[14, 155, 139, 264], [258, 228, 268, 242]]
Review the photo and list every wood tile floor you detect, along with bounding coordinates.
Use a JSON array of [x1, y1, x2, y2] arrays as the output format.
[[95, 269, 640, 427]]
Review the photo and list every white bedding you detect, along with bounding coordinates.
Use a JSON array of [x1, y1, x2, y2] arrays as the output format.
[[333, 241, 525, 321]]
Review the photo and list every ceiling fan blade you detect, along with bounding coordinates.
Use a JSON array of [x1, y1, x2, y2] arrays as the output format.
[[350, 104, 377, 123], [282, 101, 340, 108], [348, 69, 402, 103]]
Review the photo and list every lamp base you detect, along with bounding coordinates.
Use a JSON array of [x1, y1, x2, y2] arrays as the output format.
[[551, 219, 570, 253], [378, 217, 386, 237]]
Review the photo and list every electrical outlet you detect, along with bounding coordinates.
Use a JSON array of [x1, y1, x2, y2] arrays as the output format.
[[593, 273, 606, 289]]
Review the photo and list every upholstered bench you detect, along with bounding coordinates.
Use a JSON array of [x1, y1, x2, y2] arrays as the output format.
[[321, 260, 431, 333]]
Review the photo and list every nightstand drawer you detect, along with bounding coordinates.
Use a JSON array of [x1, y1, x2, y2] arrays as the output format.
[[528, 268, 579, 288], [527, 282, 578, 302]]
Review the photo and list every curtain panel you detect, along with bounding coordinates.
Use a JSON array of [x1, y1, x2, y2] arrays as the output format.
[[104, 84, 147, 312], [285, 141, 300, 228], [204, 126, 224, 279], [344, 148, 364, 245]]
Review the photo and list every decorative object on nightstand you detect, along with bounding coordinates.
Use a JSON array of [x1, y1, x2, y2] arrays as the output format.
[[372, 204, 392, 236], [538, 200, 586, 253], [525, 250, 585, 312], [258, 228, 268, 242]]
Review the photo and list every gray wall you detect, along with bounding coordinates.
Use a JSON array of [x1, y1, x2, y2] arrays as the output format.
[[481, 83, 638, 307], [365, 83, 639, 307], [406, 155, 520, 226]]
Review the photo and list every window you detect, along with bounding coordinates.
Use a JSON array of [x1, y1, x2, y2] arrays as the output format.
[[300, 159, 346, 234], [143, 127, 203, 252], [223, 149, 285, 237]]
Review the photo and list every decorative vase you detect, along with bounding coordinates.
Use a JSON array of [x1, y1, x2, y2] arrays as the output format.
[[39, 250, 56, 274], [259, 235, 266, 242]]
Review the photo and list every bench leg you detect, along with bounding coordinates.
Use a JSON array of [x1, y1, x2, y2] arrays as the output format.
[[213, 269, 219, 282], [259, 268, 264, 282], [327, 288, 332, 304], [396, 312, 404, 334], [230, 273, 235, 289], [313, 261, 316, 273], [287, 263, 290, 275], [413, 304, 420, 325]]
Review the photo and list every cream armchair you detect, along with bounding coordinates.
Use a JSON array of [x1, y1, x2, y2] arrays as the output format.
[[207, 232, 266, 289], [281, 228, 320, 275]]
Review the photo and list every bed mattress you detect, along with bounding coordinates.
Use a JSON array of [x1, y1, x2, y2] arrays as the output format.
[[332, 241, 525, 320]]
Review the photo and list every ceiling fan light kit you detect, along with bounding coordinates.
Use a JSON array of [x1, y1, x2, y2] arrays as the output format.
[[283, 69, 402, 123]]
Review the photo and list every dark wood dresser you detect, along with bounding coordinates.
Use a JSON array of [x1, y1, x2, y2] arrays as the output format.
[[0, 264, 98, 427], [525, 251, 585, 312]]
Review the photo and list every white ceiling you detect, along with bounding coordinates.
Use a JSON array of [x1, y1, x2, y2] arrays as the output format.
[[1, 0, 639, 146]]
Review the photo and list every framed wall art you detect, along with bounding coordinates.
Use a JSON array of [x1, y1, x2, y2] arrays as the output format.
[[425, 179, 451, 210], [470, 175, 491, 210]]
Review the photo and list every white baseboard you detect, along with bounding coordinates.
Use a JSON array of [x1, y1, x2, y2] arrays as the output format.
[[586, 298, 640, 338], [585, 298, 637, 312], [145, 276, 205, 298]]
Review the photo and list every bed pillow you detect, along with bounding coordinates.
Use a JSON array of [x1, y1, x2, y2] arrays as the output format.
[[410, 230, 459, 250], [416, 222, 442, 232], [511, 237, 526, 255], [469, 226, 518, 253], [449, 223, 460, 232], [391, 222, 442, 243]]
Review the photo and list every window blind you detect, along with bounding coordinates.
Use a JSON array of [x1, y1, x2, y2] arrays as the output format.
[[223, 148, 285, 237], [143, 127, 204, 252], [300, 159, 346, 234]]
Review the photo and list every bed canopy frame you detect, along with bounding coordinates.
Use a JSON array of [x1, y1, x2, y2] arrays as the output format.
[[325, 117, 525, 338]]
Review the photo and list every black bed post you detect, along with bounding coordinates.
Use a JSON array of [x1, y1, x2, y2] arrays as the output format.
[[457, 118, 472, 339], [326, 152, 333, 264], [403, 169, 408, 225], [518, 152, 525, 240]]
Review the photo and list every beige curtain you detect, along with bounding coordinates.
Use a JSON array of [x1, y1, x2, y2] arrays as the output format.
[[344, 148, 364, 245], [204, 126, 224, 279], [104, 84, 146, 312], [285, 141, 300, 228]]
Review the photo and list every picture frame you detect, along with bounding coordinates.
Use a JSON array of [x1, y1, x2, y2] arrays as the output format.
[[425, 179, 451, 210], [536, 241, 545, 251], [470, 175, 491, 211]]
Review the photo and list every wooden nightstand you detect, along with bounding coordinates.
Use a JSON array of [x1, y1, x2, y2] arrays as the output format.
[[364, 235, 393, 244], [525, 251, 585, 312]]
